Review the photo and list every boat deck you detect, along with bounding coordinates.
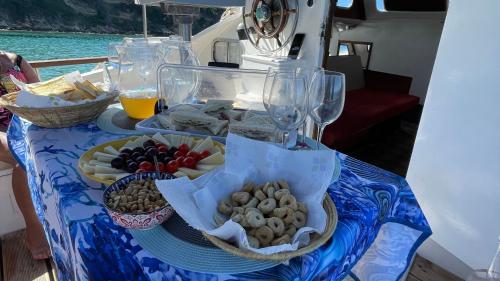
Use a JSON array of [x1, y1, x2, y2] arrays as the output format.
[[1, 229, 462, 281]]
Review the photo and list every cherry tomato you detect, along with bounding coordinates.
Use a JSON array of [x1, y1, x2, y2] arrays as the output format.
[[157, 145, 168, 153], [186, 151, 201, 161], [173, 150, 186, 159], [139, 161, 154, 171], [135, 168, 147, 173], [157, 162, 165, 172], [178, 144, 190, 153], [182, 157, 197, 169], [200, 150, 211, 159], [166, 160, 178, 173], [175, 156, 185, 167]]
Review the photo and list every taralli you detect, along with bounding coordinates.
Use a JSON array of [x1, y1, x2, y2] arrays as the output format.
[[245, 207, 261, 214], [254, 190, 267, 201], [278, 180, 290, 189], [243, 197, 259, 208], [297, 202, 308, 214], [232, 192, 250, 205], [246, 210, 266, 228], [230, 213, 243, 223], [247, 235, 260, 248], [213, 180, 309, 248], [213, 212, 226, 227], [271, 234, 291, 246], [282, 207, 296, 225], [255, 225, 274, 246], [285, 225, 297, 237], [267, 217, 285, 236], [242, 182, 256, 193], [232, 206, 245, 214], [293, 211, 307, 228], [265, 186, 276, 199], [279, 194, 298, 210], [274, 189, 290, 200], [258, 198, 276, 214]]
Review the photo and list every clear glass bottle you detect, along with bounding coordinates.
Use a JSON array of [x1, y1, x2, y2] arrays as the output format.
[[488, 236, 500, 281]]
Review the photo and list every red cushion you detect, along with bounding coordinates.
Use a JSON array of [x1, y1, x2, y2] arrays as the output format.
[[322, 88, 419, 147]]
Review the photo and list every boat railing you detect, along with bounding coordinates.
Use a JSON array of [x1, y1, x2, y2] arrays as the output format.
[[29, 56, 108, 77]]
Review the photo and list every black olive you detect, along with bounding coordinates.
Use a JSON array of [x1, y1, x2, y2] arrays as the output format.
[[167, 147, 178, 157], [157, 152, 168, 162], [126, 162, 138, 173], [136, 156, 147, 163], [118, 153, 129, 160], [132, 147, 145, 154], [131, 152, 142, 160], [143, 140, 156, 148], [111, 157, 125, 169], [163, 157, 173, 164], [120, 148, 133, 155]]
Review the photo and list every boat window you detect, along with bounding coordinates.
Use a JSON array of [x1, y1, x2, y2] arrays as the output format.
[[383, 0, 447, 12], [336, 0, 353, 9], [376, 0, 386, 11], [337, 41, 372, 69], [213, 39, 242, 64]]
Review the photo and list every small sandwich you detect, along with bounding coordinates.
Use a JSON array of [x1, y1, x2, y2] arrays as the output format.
[[203, 99, 234, 114], [170, 110, 228, 135], [74, 80, 104, 99], [229, 116, 277, 140], [27, 76, 75, 96]]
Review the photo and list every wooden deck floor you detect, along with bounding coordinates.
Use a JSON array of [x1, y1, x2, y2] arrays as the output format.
[[1, 230, 462, 281], [1, 230, 56, 281]]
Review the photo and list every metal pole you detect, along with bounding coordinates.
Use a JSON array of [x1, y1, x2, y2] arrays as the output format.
[[142, 5, 148, 38]]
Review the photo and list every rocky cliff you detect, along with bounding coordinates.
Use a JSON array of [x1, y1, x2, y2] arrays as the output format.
[[0, 0, 223, 35]]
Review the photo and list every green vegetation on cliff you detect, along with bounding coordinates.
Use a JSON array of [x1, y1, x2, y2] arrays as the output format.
[[0, 0, 223, 35]]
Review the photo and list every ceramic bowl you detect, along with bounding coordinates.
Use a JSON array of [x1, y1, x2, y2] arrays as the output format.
[[103, 172, 175, 230]]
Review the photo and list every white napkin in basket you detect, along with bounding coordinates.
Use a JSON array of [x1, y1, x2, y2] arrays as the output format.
[[156, 133, 337, 255]]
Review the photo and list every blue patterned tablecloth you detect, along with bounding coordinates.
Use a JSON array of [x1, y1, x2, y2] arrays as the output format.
[[7, 116, 431, 281]]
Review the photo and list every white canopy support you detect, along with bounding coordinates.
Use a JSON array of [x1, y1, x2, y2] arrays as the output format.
[[142, 5, 148, 38]]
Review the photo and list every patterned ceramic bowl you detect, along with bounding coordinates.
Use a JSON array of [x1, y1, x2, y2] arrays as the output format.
[[103, 172, 176, 230]]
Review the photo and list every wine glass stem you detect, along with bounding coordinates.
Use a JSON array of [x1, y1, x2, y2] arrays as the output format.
[[301, 122, 307, 144], [317, 124, 325, 150], [282, 131, 288, 148]]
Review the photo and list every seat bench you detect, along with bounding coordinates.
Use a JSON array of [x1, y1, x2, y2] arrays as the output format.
[[322, 55, 419, 149]]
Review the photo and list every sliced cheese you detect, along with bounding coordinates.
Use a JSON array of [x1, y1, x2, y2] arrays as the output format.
[[88, 160, 112, 167], [82, 164, 95, 174], [173, 171, 187, 178], [196, 164, 218, 171], [93, 152, 115, 162], [192, 136, 213, 153], [93, 166, 123, 174], [198, 152, 224, 165], [121, 140, 136, 150], [104, 146, 119, 156], [152, 133, 171, 146], [178, 167, 205, 178]]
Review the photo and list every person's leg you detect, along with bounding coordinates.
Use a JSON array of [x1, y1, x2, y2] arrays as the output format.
[[0, 132, 50, 259]]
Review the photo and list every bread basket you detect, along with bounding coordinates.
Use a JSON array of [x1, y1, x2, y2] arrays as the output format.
[[203, 195, 338, 261], [0, 91, 118, 128]]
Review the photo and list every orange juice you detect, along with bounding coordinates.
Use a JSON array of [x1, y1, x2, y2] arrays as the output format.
[[119, 91, 158, 119]]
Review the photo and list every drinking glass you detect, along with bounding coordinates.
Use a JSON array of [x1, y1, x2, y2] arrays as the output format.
[[264, 69, 308, 148], [308, 70, 345, 149]]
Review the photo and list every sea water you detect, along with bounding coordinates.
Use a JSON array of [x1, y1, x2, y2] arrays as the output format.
[[0, 30, 126, 80]]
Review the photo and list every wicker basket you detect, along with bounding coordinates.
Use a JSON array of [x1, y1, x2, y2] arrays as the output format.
[[0, 91, 118, 128], [203, 195, 338, 261]]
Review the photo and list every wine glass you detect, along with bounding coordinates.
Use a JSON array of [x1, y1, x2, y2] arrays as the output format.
[[308, 70, 345, 149], [264, 68, 308, 148]]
